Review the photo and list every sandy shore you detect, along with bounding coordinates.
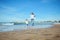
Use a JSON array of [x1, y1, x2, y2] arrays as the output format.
[[0, 24, 60, 40]]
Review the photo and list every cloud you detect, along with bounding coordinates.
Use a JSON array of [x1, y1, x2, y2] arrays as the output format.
[[0, 5, 18, 18], [0, 5, 26, 22], [41, 0, 58, 3], [0, 5, 17, 14], [41, 0, 48, 3]]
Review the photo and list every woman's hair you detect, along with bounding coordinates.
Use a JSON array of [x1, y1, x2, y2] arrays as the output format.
[[31, 12, 34, 15]]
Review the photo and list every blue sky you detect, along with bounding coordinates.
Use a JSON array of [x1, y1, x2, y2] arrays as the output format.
[[0, 0, 60, 22]]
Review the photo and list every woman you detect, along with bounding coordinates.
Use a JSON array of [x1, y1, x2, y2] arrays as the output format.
[[30, 12, 35, 26]]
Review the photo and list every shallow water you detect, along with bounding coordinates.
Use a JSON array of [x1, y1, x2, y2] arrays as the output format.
[[0, 22, 54, 32], [0, 24, 53, 32]]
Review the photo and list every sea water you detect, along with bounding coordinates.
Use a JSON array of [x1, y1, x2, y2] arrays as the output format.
[[0, 22, 53, 32]]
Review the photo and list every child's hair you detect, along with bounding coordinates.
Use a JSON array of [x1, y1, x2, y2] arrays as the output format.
[[26, 19, 28, 20]]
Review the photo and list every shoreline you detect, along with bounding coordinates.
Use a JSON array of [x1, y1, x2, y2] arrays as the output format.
[[0, 24, 60, 40]]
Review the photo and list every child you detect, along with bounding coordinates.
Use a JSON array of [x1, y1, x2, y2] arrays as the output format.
[[25, 19, 29, 26]]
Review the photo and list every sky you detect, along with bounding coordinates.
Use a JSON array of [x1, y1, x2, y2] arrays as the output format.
[[0, 0, 60, 22]]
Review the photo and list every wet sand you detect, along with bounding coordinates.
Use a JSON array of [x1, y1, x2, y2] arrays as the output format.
[[0, 24, 60, 40]]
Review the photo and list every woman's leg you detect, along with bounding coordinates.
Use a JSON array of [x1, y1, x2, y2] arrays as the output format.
[[31, 19, 34, 26]]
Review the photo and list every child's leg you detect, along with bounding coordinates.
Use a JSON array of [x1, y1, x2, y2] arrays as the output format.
[[27, 24, 28, 26]]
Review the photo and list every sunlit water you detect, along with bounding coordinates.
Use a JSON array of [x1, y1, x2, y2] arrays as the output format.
[[0, 22, 53, 32]]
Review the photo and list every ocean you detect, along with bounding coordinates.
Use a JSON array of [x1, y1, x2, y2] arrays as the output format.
[[0, 22, 54, 32]]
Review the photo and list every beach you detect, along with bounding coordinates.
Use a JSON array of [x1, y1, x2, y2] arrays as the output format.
[[0, 0, 60, 40], [0, 24, 60, 40]]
